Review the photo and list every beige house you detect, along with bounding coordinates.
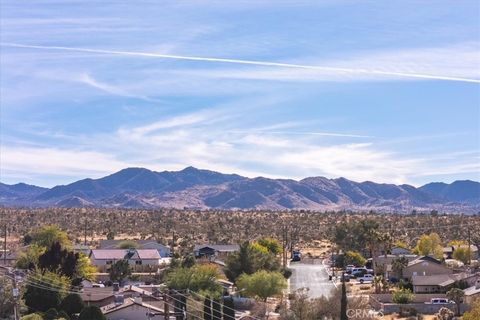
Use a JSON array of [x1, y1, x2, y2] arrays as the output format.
[[102, 297, 172, 320], [89, 249, 163, 272], [412, 273, 477, 294], [464, 279, 480, 304], [403, 256, 452, 280]]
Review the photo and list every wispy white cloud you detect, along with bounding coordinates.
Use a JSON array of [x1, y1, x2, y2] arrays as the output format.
[[2, 43, 479, 83], [0, 146, 130, 179], [2, 106, 478, 187]]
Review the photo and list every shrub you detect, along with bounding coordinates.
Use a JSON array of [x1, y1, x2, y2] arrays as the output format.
[[435, 307, 454, 320], [392, 288, 414, 304]]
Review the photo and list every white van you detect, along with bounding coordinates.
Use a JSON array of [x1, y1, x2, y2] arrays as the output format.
[[427, 298, 451, 304]]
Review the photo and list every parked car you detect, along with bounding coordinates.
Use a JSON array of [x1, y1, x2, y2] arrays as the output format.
[[358, 274, 374, 283], [292, 250, 301, 261], [427, 298, 452, 304], [346, 265, 355, 273], [352, 267, 367, 276]]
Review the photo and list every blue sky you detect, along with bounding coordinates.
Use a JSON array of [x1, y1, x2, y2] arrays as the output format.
[[0, 0, 479, 187]]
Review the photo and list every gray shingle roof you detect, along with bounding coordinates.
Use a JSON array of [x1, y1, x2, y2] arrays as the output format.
[[91, 249, 128, 260], [194, 244, 240, 252]]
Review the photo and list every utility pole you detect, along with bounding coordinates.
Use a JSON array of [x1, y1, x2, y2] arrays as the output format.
[[281, 226, 285, 268], [12, 273, 19, 320], [164, 292, 170, 320], [3, 224, 6, 266], [468, 227, 472, 266]]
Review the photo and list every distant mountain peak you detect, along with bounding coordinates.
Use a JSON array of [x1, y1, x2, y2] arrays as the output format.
[[1, 167, 479, 213]]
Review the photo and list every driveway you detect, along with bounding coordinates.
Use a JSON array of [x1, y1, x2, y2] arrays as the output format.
[[289, 259, 336, 299]]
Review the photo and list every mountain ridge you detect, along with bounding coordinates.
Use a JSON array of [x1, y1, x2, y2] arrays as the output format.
[[1, 167, 479, 213]]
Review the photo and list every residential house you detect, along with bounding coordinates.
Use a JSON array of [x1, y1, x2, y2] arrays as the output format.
[[464, 279, 480, 304], [193, 244, 240, 260], [80, 285, 164, 308], [129, 249, 163, 272], [373, 254, 418, 278], [102, 297, 172, 320], [73, 243, 91, 256], [403, 256, 452, 280], [99, 240, 171, 258], [90, 249, 129, 272], [89, 249, 163, 272], [391, 247, 412, 256], [443, 245, 479, 260], [412, 273, 478, 294]]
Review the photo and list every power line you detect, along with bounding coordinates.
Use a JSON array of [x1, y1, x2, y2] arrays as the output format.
[[187, 289, 261, 320]]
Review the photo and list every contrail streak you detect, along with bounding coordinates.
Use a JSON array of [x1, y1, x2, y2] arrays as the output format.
[[2, 42, 479, 83]]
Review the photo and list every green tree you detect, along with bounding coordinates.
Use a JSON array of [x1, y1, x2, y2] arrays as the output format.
[[392, 288, 414, 304], [78, 306, 106, 320], [236, 270, 286, 302], [75, 253, 97, 281], [16, 244, 46, 269], [225, 242, 257, 282], [109, 259, 132, 285], [393, 240, 410, 249], [448, 240, 467, 246], [344, 251, 366, 266], [225, 242, 279, 282], [223, 297, 235, 320], [24, 270, 70, 312], [38, 242, 79, 278], [166, 264, 222, 296], [181, 255, 196, 268], [30, 225, 71, 249], [256, 237, 282, 255], [60, 293, 85, 317], [0, 276, 16, 318], [413, 233, 443, 259], [452, 247, 473, 265], [446, 287, 464, 316], [203, 296, 212, 320]]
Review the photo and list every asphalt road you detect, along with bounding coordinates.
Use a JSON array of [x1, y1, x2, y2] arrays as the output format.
[[289, 259, 336, 299]]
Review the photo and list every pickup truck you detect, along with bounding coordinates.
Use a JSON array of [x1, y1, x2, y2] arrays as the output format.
[[357, 274, 374, 283]]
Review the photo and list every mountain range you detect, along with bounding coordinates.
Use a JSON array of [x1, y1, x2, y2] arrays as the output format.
[[1, 167, 479, 213]]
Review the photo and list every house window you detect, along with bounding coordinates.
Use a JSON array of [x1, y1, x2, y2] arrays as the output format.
[[135, 260, 142, 265], [106, 260, 113, 265]]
